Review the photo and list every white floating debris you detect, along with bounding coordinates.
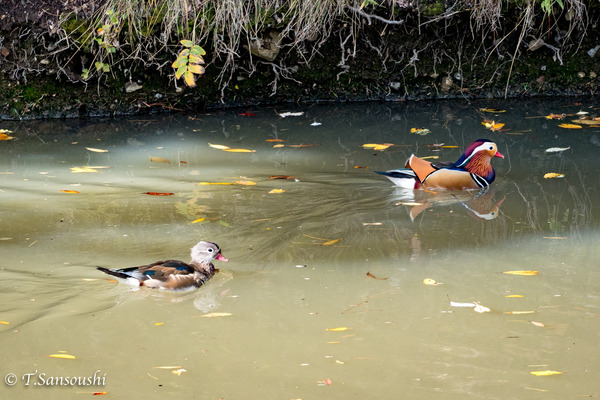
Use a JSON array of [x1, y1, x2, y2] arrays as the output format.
[[545, 146, 570, 153], [278, 111, 304, 118], [310, 122, 322, 126]]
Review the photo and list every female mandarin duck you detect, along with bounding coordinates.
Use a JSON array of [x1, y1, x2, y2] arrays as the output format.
[[376, 139, 504, 190], [97, 241, 227, 290]]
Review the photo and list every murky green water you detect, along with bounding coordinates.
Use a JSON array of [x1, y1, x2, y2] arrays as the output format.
[[1, 99, 599, 399]]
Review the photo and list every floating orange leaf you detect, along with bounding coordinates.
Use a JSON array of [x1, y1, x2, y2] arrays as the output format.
[[143, 192, 174, 196], [327, 327, 349, 332], [150, 156, 171, 164], [268, 189, 285, 194], [502, 270, 539, 276], [223, 148, 256, 153], [0, 132, 15, 141], [234, 180, 257, 185], [366, 271, 388, 280], [60, 190, 80, 194], [557, 123, 582, 129], [49, 354, 76, 360], [544, 172, 565, 179], [266, 139, 285, 142], [530, 370, 562, 376], [197, 182, 234, 185], [93, 392, 108, 396], [545, 113, 565, 120], [503, 310, 536, 315]]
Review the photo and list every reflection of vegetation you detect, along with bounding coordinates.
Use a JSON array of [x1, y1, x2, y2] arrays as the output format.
[[547, 205, 570, 232]]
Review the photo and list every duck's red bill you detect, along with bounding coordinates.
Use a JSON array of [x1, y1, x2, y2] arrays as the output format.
[[216, 254, 228, 262], [495, 151, 505, 158]]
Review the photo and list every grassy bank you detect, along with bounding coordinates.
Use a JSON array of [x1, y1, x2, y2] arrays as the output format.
[[0, 0, 597, 119]]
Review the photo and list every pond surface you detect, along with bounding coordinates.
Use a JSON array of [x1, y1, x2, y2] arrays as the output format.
[[1, 98, 599, 399]]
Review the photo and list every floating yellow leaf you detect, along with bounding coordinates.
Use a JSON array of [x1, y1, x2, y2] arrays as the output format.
[[199, 312, 232, 318], [0, 321, 9, 325], [502, 270, 539, 276], [70, 166, 98, 173], [362, 143, 392, 151], [0, 132, 15, 141], [423, 278, 442, 286], [223, 148, 256, 153], [396, 202, 424, 206], [49, 354, 76, 360], [150, 156, 171, 164], [85, 147, 108, 153], [353, 166, 368, 169], [192, 218, 206, 223], [153, 366, 184, 369], [208, 143, 231, 150], [154, 322, 164, 326], [234, 180, 257, 185], [505, 295, 524, 298], [479, 108, 506, 113], [171, 369, 187, 376], [530, 370, 562, 376], [420, 156, 440, 160], [321, 239, 341, 246], [557, 123, 582, 129], [440, 145, 459, 148], [482, 120, 505, 131], [273, 144, 285, 148], [197, 182, 234, 185], [268, 189, 286, 194], [410, 128, 431, 135], [544, 172, 565, 179], [60, 190, 80, 194], [327, 327, 349, 332]]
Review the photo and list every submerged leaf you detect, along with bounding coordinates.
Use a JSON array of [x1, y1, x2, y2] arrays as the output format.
[[321, 238, 341, 246], [199, 312, 232, 318], [545, 146, 570, 153], [150, 156, 171, 164], [502, 270, 539, 275]]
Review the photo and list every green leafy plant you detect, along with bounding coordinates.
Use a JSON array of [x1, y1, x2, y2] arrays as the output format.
[[172, 40, 206, 87], [540, 0, 564, 15]]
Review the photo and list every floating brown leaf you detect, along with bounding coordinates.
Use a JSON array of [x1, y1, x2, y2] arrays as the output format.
[[143, 192, 174, 196], [269, 175, 298, 180], [366, 271, 388, 280]]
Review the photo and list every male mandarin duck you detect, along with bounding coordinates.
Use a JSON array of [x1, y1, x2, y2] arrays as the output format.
[[97, 241, 227, 290], [376, 139, 504, 190]]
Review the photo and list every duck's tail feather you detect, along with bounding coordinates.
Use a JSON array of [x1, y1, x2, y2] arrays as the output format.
[[375, 169, 419, 189]]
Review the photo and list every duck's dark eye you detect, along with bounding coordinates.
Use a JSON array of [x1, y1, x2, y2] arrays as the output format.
[[489, 146, 494, 150], [207, 248, 214, 253]]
